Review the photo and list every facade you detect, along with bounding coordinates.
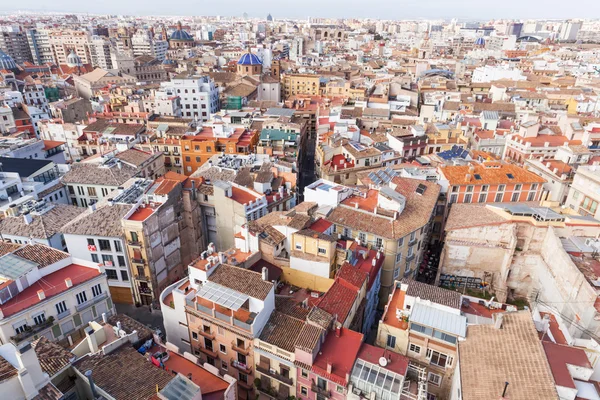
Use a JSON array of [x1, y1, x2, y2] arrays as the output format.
[[26, 28, 54, 65], [0, 243, 114, 346], [283, 74, 321, 97], [565, 165, 600, 219], [160, 74, 219, 121], [48, 30, 93, 65], [0, 28, 33, 65]]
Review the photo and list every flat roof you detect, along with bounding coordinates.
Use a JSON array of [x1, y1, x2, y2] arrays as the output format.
[[410, 302, 466, 337]]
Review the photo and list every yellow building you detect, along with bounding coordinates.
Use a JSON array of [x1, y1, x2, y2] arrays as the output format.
[[282, 74, 320, 97], [425, 122, 469, 154]]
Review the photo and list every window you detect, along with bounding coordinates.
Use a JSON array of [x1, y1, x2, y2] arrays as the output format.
[[87, 187, 97, 197], [92, 284, 102, 297], [478, 193, 487, 203], [466, 185, 474, 192], [449, 194, 458, 204], [428, 372, 442, 387], [98, 239, 111, 251], [221, 360, 228, 370], [531, 183, 538, 190], [394, 268, 400, 279], [220, 344, 226, 354], [427, 349, 453, 368], [451, 185, 459, 192], [511, 192, 519, 202], [105, 269, 118, 280], [386, 334, 396, 348], [433, 330, 457, 345], [409, 343, 421, 354], [358, 232, 367, 244], [337, 385, 344, 394], [301, 387, 308, 396], [495, 193, 503, 202], [375, 237, 383, 249], [91, 253, 99, 263], [295, 243, 302, 250], [398, 237, 404, 248], [55, 301, 67, 315], [114, 241, 122, 252], [14, 322, 27, 334], [33, 313, 46, 325], [396, 253, 402, 263], [498, 184, 506, 191], [411, 323, 433, 336], [318, 247, 327, 255], [301, 369, 309, 378], [343, 227, 352, 238], [87, 238, 95, 247], [192, 332, 198, 340], [464, 193, 472, 203], [482, 185, 489, 192], [527, 192, 536, 201], [121, 270, 129, 281], [515, 184, 522, 191], [117, 255, 125, 267], [76, 291, 88, 304], [102, 254, 114, 266]]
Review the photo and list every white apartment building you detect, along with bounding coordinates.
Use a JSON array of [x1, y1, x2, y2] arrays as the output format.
[[90, 36, 114, 70], [160, 74, 219, 121], [565, 165, 600, 219], [48, 30, 93, 65], [472, 65, 526, 83], [0, 243, 114, 346], [26, 28, 55, 65], [63, 203, 135, 304], [132, 31, 168, 61], [22, 84, 49, 114]]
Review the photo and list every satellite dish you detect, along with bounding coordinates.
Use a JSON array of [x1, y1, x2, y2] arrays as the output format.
[[379, 357, 388, 367]]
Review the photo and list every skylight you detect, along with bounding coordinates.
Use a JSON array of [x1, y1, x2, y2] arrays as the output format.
[[506, 173, 514, 179]]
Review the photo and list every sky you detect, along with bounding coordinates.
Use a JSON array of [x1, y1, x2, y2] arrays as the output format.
[[1, 0, 600, 20]]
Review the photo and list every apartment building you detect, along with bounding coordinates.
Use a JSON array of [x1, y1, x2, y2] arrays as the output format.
[[22, 83, 50, 115], [180, 125, 259, 175], [159, 74, 219, 121], [26, 28, 54, 65], [62, 203, 135, 304], [305, 176, 440, 306], [283, 74, 321, 97], [131, 30, 168, 61], [182, 262, 275, 398], [0, 242, 114, 346], [565, 165, 600, 219], [48, 30, 93, 65], [0, 28, 33, 65], [377, 280, 466, 398]]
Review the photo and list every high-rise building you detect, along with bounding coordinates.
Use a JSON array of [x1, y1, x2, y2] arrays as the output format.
[[26, 28, 55, 65], [0, 26, 33, 65], [90, 36, 114, 70], [131, 30, 168, 61], [49, 30, 93, 65]]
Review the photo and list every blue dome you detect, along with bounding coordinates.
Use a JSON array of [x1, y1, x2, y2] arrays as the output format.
[[475, 37, 486, 46], [0, 49, 17, 70], [162, 59, 176, 65], [170, 29, 193, 41], [238, 52, 262, 65]]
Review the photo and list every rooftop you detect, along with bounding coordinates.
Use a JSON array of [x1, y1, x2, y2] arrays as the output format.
[[0, 204, 85, 239], [62, 204, 132, 238], [312, 328, 364, 386], [440, 162, 546, 186], [259, 310, 305, 353], [31, 336, 73, 378], [459, 311, 559, 400], [62, 162, 137, 186], [208, 264, 273, 300], [316, 281, 358, 325]]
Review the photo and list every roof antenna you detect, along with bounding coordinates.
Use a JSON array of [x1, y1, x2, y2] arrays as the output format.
[[501, 381, 509, 398]]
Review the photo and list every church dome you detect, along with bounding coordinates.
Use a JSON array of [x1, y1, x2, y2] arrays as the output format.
[[66, 50, 83, 67], [238, 52, 262, 65], [0, 49, 17, 70], [170, 22, 193, 41], [474, 37, 486, 46]]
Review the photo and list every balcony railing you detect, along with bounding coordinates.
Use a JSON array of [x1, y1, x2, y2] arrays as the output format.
[[76, 292, 108, 312], [215, 310, 232, 323], [256, 364, 294, 386], [128, 241, 142, 247], [198, 345, 218, 359], [199, 329, 215, 340], [231, 358, 252, 374], [233, 317, 252, 332], [135, 275, 149, 282], [57, 309, 71, 321], [232, 340, 251, 356], [311, 382, 332, 398], [10, 318, 54, 344], [131, 258, 145, 265], [196, 303, 213, 316]]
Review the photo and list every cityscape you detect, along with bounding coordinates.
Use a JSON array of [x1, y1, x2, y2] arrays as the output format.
[[0, 9, 600, 400]]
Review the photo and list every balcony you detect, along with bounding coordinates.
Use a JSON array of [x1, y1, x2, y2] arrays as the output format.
[[135, 275, 150, 282], [198, 345, 218, 359], [76, 292, 108, 312], [238, 380, 253, 391], [231, 358, 252, 374], [199, 329, 215, 340], [57, 309, 71, 321], [232, 340, 251, 356], [131, 258, 145, 265], [256, 364, 294, 386], [311, 382, 332, 398], [10, 318, 54, 344]]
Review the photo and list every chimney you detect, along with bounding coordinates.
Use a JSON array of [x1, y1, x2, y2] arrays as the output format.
[[85, 370, 98, 399], [65, 278, 73, 288], [494, 313, 504, 329], [262, 266, 269, 281], [326, 361, 333, 374], [23, 212, 33, 225], [335, 326, 341, 337], [465, 174, 471, 182], [37, 290, 45, 300], [372, 257, 377, 266]]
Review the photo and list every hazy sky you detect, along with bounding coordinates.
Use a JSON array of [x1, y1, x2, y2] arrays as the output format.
[[2, 0, 600, 20]]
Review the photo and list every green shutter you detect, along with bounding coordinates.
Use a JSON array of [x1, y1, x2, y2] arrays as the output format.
[[73, 313, 82, 327], [52, 325, 62, 339], [107, 298, 113, 310], [92, 305, 97, 318]]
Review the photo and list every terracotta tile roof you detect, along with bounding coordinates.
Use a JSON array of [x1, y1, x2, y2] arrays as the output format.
[[208, 264, 273, 300], [316, 281, 358, 325], [259, 311, 305, 352], [254, 209, 312, 231], [73, 344, 174, 400], [12, 244, 70, 268], [440, 162, 546, 186], [31, 337, 73, 378], [0, 356, 17, 383], [295, 228, 336, 242], [328, 178, 440, 240], [0, 241, 21, 257], [275, 297, 311, 320], [114, 148, 156, 167], [336, 262, 368, 291], [307, 306, 334, 330], [402, 279, 462, 309], [32, 382, 63, 400], [542, 341, 592, 389], [357, 343, 409, 376], [62, 204, 132, 238], [42, 140, 65, 151], [0, 205, 85, 239], [445, 204, 507, 231], [62, 163, 138, 186], [459, 311, 559, 400], [107, 314, 153, 340], [294, 323, 324, 352]]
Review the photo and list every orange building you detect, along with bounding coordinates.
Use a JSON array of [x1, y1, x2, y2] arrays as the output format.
[[180, 125, 259, 175], [439, 162, 545, 206]]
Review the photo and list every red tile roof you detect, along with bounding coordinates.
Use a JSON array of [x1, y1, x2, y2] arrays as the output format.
[[230, 186, 260, 205], [312, 328, 363, 386], [0, 264, 101, 317], [310, 218, 333, 233], [542, 342, 592, 389], [316, 281, 358, 326], [336, 263, 368, 291], [42, 140, 65, 151], [347, 243, 384, 291], [539, 312, 568, 345]]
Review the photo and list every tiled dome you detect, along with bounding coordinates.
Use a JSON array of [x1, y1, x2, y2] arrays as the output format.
[[0, 49, 17, 70], [66, 50, 83, 67], [238, 52, 262, 65], [475, 37, 486, 46], [170, 29, 193, 41]]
